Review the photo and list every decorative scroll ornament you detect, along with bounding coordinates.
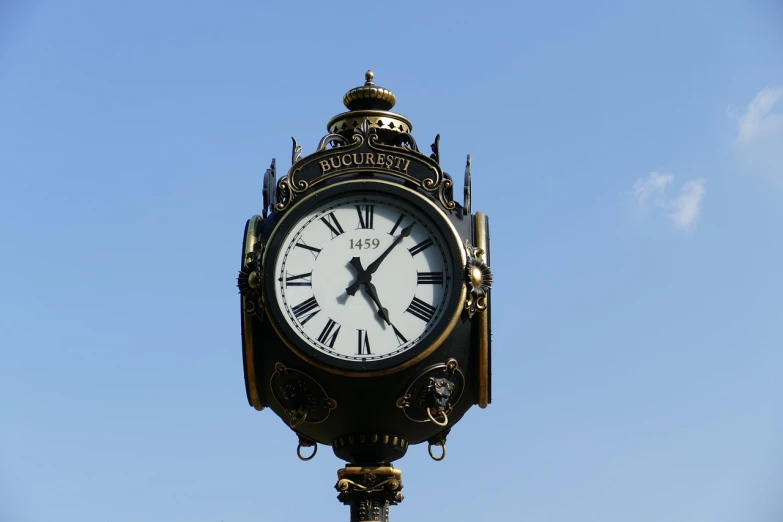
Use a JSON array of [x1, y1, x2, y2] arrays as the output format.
[[464, 239, 492, 318], [270, 362, 337, 428], [291, 137, 303, 164], [237, 240, 264, 320], [336, 465, 404, 522], [395, 358, 465, 426], [274, 120, 456, 214]]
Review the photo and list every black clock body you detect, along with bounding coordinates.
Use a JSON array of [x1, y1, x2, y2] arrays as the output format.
[[238, 88, 492, 467]]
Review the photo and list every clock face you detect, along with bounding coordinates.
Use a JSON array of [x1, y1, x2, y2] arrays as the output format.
[[267, 185, 461, 371]]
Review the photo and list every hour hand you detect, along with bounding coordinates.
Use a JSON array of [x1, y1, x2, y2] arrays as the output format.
[[364, 282, 391, 325]]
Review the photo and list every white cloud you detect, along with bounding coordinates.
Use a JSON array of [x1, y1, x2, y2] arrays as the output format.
[[729, 87, 783, 183], [735, 87, 783, 143], [633, 172, 706, 231]]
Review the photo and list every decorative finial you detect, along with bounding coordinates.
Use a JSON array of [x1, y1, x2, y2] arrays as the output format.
[[328, 70, 412, 135], [342, 70, 396, 111]]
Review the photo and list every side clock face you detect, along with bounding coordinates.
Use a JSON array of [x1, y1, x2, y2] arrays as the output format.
[[265, 183, 463, 373]]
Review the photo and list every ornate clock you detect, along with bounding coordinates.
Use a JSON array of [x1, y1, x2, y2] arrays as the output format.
[[238, 71, 493, 521], [264, 180, 465, 374]]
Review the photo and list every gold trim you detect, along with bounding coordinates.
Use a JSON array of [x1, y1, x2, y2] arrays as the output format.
[[243, 216, 264, 411], [327, 110, 413, 135], [262, 179, 467, 378], [338, 466, 402, 481], [475, 211, 490, 408]]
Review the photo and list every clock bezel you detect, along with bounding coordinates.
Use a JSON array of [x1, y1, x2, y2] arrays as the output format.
[[262, 179, 466, 377]]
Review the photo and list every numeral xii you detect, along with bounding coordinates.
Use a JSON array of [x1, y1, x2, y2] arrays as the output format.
[[355, 205, 374, 229]]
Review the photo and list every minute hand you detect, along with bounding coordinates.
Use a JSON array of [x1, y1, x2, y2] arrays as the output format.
[[365, 223, 415, 275]]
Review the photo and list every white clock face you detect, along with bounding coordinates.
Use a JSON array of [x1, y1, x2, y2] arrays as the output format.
[[271, 192, 456, 365]]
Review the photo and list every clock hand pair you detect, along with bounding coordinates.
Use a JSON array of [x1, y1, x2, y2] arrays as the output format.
[[345, 257, 391, 325], [345, 223, 415, 296]]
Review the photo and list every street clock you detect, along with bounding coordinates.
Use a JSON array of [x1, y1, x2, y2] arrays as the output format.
[[237, 71, 493, 521]]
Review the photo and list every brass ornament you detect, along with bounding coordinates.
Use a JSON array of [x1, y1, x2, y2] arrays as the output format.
[[270, 362, 337, 428], [342, 70, 398, 111], [463, 238, 492, 318], [395, 358, 465, 425], [336, 465, 404, 521]]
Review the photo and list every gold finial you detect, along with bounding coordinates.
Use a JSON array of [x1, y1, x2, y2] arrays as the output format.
[[342, 70, 396, 111], [329, 70, 412, 135]]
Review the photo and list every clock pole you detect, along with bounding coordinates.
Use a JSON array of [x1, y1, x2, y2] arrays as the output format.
[[237, 71, 493, 521]]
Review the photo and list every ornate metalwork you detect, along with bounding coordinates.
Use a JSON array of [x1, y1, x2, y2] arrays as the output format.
[[464, 239, 492, 318], [343, 71, 397, 110], [430, 134, 440, 163], [336, 466, 403, 522], [237, 225, 264, 321], [262, 159, 277, 219], [395, 358, 465, 426], [270, 362, 337, 427], [274, 122, 456, 213], [316, 132, 349, 152], [291, 137, 303, 164], [463, 154, 472, 215]]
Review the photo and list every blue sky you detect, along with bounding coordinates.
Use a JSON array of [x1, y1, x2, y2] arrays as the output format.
[[1, 1, 782, 521]]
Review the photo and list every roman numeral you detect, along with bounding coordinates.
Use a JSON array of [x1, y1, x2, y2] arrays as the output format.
[[317, 318, 341, 348], [357, 329, 371, 355], [389, 213, 404, 236], [408, 238, 433, 256], [392, 325, 408, 346], [320, 212, 345, 238], [295, 240, 322, 259], [417, 271, 444, 285], [355, 205, 374, 229], [291, 296, 320, 325], [405, 297, 436, 322], [285, 271, 312, 287]]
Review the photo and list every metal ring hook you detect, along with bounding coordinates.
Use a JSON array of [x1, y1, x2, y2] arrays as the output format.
[[426, 407, 449, 427], [297, 441, 317, 461], [428, 441, 446, 461]]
